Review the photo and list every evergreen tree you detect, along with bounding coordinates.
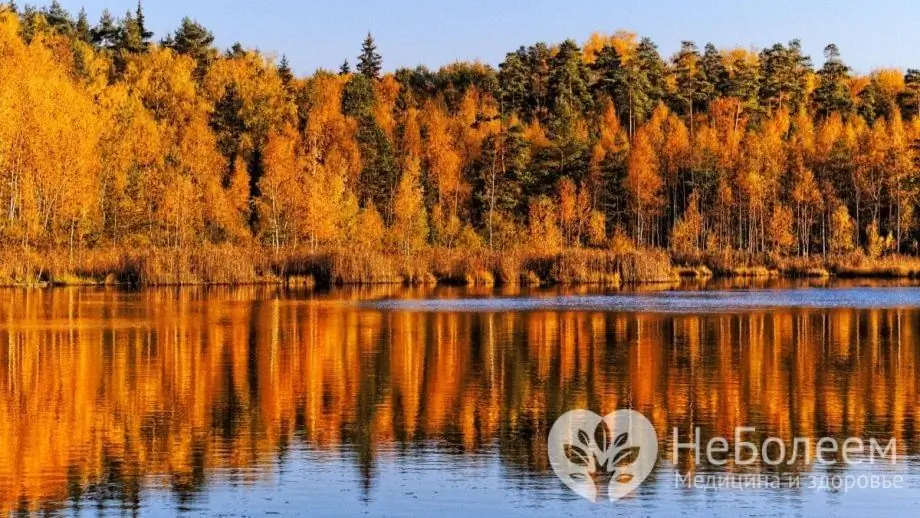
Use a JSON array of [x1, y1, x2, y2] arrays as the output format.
[[118, 9, 145, 54], [527, 43, 553, 120], [473, 125, 532, 237], [812, 44, 853, 119], [723, 50, 761, 120], [91, 10, 120, 49], [342, 74, 376, 117], [18, 4, 40, 42], [592, 43, 655, 135], [135, 1, 153, 46], [43, 0, 72, 34], [857, 79, 891, 122], [498, 43, 553, 122], [278, 55, 294, 86], [339, 59, 351, 75], [635, 38, 667, 104], [357, 32, 382, 79], [226, 42, 245, 58], [75, 8, 91, 43], [759, 39, 812, 114], [548, 39, 593, 123], [498, 47, 530, 116], [210, 84, 247, 170], [593, 44, 630, 128], [699, 43, 726, 104], [900, 69, 920, 119], [671, 41, 707, 130], [164, 18, 216, 74], [356, 118, 398, 220]]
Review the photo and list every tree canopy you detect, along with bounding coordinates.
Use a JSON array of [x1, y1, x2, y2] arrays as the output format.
[[1, 4, 920, 261]]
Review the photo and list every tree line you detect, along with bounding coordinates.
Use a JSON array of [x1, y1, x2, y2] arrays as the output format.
[[2, 1, 919, 263]]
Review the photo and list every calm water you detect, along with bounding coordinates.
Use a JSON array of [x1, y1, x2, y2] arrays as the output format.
[[1, 282, 920, 517]]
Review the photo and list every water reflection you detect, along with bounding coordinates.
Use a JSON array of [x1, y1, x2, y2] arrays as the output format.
[[0, 285, 918, 514]]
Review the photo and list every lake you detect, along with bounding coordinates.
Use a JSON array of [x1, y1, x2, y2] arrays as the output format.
[[1, 282, 919, 517]]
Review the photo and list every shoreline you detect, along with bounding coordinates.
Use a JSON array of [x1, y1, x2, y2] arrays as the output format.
[[2, 246, 919, 289]]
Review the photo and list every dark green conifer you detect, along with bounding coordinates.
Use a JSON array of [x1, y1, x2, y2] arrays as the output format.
[[357, 32, 382, 79]]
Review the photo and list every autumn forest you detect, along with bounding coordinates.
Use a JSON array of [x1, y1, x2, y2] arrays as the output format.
[[2, 1, 920, 285]]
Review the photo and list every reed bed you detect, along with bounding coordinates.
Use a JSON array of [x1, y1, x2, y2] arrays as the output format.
[[4, 245, 920, 288], [829, 254, 920, 278]]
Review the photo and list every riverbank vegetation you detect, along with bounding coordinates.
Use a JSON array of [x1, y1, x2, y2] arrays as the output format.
[[2, 3, 920, 286]]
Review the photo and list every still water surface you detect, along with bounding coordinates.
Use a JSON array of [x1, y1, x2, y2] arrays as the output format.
[[1, 282, 919, 516]]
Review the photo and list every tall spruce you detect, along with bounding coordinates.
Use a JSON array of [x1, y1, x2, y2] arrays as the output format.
[[278, 55, 294, 86], [357, 32, 382, 79], [135, 1, 153, 45], [75, 7, 90, 43]]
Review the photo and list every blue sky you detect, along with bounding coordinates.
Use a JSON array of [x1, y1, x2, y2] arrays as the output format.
[[56, 0, 917, 75]]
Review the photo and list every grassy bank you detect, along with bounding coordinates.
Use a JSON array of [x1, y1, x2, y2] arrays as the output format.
[[3, 246, 919, 289], [267, 246, 677, 287], [674, 250, 920, 280], [0, 245, 678, 288]]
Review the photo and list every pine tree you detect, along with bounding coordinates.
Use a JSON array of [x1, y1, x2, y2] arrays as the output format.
[[548, 39, 592, 122], [339, 59, 351, 75], [357, 32, 382, 79], [699, 43, 725, 105], [227, 42, 245, 58], [498, 47, 530, 115], [723, 49, 761, 121], [593, 44, 631, 132], [857, 77, 889, 122], [812, 44, 853, 119], [44, 0, 72, 34], [525, 43, 553, 121], [636, 37, 667, 104], [671, 41, 706, 132], [119, 9, 144, 54], [164, 18, 216, 74], [474, 125, 531, 242], [91, 9, 120, 49], [759, 40, 813, 114], [593, 43, 656, 135], [499, 44, 554, 122]]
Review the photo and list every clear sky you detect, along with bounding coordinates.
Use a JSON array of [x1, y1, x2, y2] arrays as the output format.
[[56, 0, 918, 75]]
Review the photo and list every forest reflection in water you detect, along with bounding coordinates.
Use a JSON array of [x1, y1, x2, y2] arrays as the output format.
[[0, 282, 918, 515]]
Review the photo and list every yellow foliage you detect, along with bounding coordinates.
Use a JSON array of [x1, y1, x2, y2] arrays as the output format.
[[830, 204, 855, 254], [528, 196, 562, 253], [767, 206, 796, 255]]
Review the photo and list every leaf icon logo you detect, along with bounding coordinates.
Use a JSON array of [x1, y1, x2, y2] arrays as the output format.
[[548, 410, 658, 502]]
